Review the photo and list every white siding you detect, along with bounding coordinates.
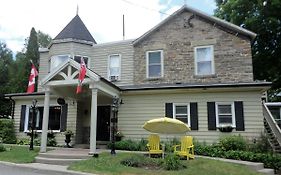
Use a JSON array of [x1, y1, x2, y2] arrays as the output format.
[[118, 90, 264, 144]]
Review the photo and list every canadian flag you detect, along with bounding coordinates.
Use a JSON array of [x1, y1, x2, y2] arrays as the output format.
[[76, 57, 87, 94], [27, 63, 38, 93]]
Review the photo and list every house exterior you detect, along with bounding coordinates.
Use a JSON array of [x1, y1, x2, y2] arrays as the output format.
[[5, 5, 271, 154]]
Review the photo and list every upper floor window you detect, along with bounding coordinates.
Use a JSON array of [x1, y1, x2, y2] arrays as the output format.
[[194, 46, 214, 75], [216, 103, 235, 127], [50, 55, 69, 71], [108, 54, 120, 81], [146, 50, 163, 78], [74, 55, 89, 67], [173, 103, 190, 126]]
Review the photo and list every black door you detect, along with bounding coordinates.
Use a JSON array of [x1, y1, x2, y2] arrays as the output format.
[[97, 106, 111, 141]]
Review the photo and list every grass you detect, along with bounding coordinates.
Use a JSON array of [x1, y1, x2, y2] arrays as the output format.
[[69, 152, 262, 175], [0, 145, 39, 163]]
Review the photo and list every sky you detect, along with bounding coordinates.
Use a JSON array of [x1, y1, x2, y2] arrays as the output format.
[[0, 0, 216, 54]]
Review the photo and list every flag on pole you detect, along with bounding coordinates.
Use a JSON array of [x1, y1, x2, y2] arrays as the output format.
[[76, 57, 87, 94], [27, 63, 38, 93]]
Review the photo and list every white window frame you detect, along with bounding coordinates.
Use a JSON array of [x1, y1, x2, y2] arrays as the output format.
[[215, 102, 236, 127], [49, 54, 70, 72], [73, 55, 90, 68], [173, 103, 190, 127], [194, 45, 215, 76], [146, 50, 164, 78], [108, 54, 121, 81], [23, 105, 61, 133]]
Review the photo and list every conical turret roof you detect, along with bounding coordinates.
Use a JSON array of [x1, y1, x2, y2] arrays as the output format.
[[54, 15, 96, 43]]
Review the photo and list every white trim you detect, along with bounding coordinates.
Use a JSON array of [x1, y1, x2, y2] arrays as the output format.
[[215, 102, 236, 127], [107, 54, 121, 81], [194, 45, 215, 76], [146, 50, 164, 79], [49, 54, 70, 72], [173, 103, 190, 127]]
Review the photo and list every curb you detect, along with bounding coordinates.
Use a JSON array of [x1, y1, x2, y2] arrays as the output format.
[[0, 161, 96, 175]]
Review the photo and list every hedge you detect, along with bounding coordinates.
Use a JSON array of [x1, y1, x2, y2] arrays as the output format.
[[0, 119, 16, 144]]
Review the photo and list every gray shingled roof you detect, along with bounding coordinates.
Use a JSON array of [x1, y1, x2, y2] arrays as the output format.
[[54, 15, 96, 43]]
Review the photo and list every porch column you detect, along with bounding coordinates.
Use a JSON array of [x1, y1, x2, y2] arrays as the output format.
[[89, 88, 98, 155], [40, 87, 50, 153]]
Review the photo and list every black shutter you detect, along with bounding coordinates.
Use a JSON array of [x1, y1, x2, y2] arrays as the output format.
[[207, 102, 216, 130], [60, 104, 68, 132], [235, 101, 245, 131], [190, 102, 198, 130], [20, 105, 26, 132], [165, 103, 173, 118]]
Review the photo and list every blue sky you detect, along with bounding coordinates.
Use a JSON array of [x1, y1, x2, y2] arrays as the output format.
[[0, 0, 216, 54]]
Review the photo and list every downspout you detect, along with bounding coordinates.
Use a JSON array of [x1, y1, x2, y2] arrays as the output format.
[[9, 96, 15, 119]]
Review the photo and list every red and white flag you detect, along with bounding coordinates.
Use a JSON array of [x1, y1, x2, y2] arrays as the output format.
[[27, 63, 38, 93], [76, 57, 87, 94]]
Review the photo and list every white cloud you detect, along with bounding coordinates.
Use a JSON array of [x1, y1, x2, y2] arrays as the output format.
[[0, 0, 215, 53]]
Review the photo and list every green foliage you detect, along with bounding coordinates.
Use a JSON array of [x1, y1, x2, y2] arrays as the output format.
[[120, 154, 163, 169], [47, 131, 57, 146], [17, 137, 30, 145], [0, 144, 6, 152], [0, 119, 16, 144], [215, 0, 281, 95], [218, 135, 247, 151], [248, 134, 272, 153], [108, 139, 148, 151], [163, 154, 186, 170], [37, 31, 52, 48]]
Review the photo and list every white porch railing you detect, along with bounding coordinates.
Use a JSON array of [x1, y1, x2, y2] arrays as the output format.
[[262, 101, 281, 147]]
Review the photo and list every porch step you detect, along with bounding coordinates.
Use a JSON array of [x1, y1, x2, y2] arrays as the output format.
[[257, 169, 275, 175], [35, 156, 84, 166], [35, 148, 91, 165]]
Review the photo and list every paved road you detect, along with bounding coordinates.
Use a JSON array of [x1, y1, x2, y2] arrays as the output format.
[[0, 164, 73, 175]]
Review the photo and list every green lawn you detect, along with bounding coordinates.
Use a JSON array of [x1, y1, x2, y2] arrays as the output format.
[[0, 145, 39, 163], [69, 152, 262, 175]]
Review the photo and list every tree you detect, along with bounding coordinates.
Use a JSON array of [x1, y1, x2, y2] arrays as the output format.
[[26, 27, 39, 68], [37, 30, 52, 48], [215, 0, 281, 99], [0, 41, 13, 117]]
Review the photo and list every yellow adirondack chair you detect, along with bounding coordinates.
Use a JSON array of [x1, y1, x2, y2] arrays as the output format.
[[146, 134, 164, 158], [173, 136, 195, 160]]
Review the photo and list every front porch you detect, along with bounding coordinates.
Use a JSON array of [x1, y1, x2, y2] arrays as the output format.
[[39, 58, 120, 154]]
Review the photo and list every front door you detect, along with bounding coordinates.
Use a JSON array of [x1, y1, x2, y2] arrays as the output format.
[[97, 106, 111, 141]]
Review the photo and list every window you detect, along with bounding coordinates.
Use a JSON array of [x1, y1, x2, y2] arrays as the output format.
[[268, 106, 281, 128], [74, 55, 89, 67], [194, 46, 214, 75], [173, 103, 190, 126], [216, 103, 235, 127], [24, 106, 62, 132], [50, 55, 69, 71], [146, 50, 163, 78], [108, 54, 120, 81]]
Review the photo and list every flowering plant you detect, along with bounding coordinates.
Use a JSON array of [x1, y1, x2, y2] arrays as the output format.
[[64, 130, 74, 136]]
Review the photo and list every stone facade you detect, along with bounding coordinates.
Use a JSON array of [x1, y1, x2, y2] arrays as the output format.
[[133, 11, 254, 85]]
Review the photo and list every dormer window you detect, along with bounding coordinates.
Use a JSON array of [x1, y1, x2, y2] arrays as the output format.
[[194, 46, 214, 75], [108, 54, 121, 81], [50, 55, 69, 71]]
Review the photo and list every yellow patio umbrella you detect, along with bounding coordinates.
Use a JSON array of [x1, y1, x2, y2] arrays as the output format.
[[143, 117, 190, 134]]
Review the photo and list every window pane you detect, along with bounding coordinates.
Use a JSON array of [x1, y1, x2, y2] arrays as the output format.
[[268, 107, 281, 120], [149, 65, 161, 77], [149, 52, 161, 64], [197, 47, 211, 62], [176, 116, 188, 124], [219, 115, 232, 124], [110, 67, 119, 76], [74, 56, 88, 66], [51, 55, 68, 70], [49, 106, 61, 130], [176, 106, 187, 114], [218, 105, 232, 114], [110, 56, 120, 67], [197, 61, 212, 75]]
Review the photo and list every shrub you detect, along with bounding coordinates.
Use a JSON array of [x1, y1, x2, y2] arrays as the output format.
[[0, 119, 16, 144], [163, 154, 186, 170], [120, 154, 163, 168], [0, 144, 6, 152], [248, 134, 272, 153], [17, 138, 30, 145], [218, 135, 247, 151], [120, 154, 143, 167]]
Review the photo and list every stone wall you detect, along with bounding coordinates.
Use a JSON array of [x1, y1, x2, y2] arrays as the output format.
[[133, 11, 254, 85]]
